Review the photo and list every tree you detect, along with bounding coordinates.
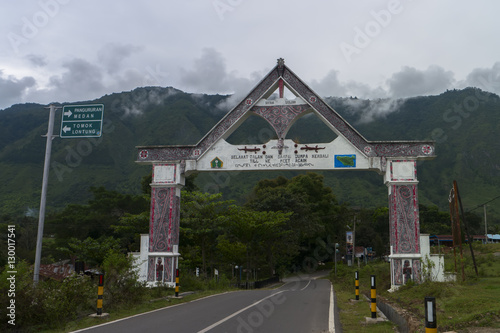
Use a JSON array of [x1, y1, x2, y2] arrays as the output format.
[[371, 207, 390, 256], [111, 211, 149, 252], [419, 204, 452, 235], [180, 191, 233, 277], [221, 206, 291, 279], [57, 236, 121, 267], [352, 207, 390, 258], [46, 186, 149, 259], [245, 173, 347, 267], [0, 215, 38, 265]]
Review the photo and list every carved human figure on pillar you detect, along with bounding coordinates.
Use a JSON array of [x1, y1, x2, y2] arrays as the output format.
[[156, 258, 164, 281], [403, 259, 412, 283]]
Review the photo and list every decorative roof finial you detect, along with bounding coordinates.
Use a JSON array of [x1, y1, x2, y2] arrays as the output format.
[[277, 58, 285, 76]]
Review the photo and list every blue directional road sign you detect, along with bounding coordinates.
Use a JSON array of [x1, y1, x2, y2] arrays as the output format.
[[60, 104, 104, 138]]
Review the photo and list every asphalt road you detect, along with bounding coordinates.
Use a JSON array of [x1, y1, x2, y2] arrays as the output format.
[[73, 275, 335, 333]]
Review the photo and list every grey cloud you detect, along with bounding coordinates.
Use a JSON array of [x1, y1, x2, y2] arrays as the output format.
[[179, 48, 256, 94], [97, 43, 142, 74], [47, 58, 105, 100], [310, 69, 404, 123], [310, 70, 389, 99], [215, 70, 264, 111], [179, 48, 260, 111], [111, 86, 180, 118], [387, 65, 455, 98], [463, 62, 500, 94], [0, 71, 36, 109], [113, 68, 150, 92], [345, 81, 388, 100], [26, 54, 47, 67], [343, 98, 405, 124], [310, 70, 347, 97], [179, 48, 229, 92]]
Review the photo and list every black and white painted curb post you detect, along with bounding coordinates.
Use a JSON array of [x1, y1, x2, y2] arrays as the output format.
[[355, 271, 360, 300], [425, 296, 437, 333], [370, 275, 377, 319]]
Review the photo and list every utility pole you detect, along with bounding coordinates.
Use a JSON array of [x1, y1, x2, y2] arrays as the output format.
[[467, 195, 500, 244], [484, 205, 488, 244], [454, 180, 478, 277], [34, 104, 59, 284], [334, 243, 339, 277], [353, 214, 358, 268]]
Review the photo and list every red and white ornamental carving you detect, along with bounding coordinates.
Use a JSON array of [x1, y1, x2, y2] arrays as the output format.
[[421, 145, 433, 155]]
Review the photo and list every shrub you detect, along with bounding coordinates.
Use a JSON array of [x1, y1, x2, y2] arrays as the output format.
[[101, 250, 147, 309], [0, 251, 150, 332], [0, 261, 94, 331]]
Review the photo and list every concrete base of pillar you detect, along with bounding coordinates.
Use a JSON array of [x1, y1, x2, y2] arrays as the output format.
[[129, 234, 179, 288], [389, 234, 451, 290]]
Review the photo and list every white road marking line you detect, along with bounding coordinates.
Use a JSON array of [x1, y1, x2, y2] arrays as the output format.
[[196, 290, 288, 333], [300, 280, 312, 291], [329, 284, 335, 333], [68, 293, 227, 332]]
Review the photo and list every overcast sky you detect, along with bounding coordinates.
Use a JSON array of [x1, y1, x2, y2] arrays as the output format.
[[1, 0, 500, 110]]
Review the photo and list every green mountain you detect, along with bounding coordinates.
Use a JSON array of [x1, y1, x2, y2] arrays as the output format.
[[1, 86, 499, 227]]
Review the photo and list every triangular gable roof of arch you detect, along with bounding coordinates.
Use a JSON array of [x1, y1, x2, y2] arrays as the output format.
[[137, 59, 435, 163]]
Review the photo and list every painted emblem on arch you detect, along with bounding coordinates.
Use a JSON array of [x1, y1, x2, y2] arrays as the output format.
[[334, 154, 356, 168], [421, 145, 433, 155], [210, 157, 223, 169]]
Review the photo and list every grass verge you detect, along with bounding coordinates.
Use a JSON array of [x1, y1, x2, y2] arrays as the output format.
[[330, 243, 500, 332], [332, 281, 398, 332]]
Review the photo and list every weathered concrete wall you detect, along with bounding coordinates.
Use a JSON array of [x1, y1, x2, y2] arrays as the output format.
[[377, 300, 410, 332]]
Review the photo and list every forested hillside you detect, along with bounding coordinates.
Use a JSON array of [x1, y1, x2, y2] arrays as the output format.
[[1, 86, 499, 225]]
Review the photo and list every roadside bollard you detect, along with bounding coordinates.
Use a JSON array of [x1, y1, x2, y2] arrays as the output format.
[[355, 271, 359, 300], [96, 274, 104, 316], [370, 275, 376, 319], [425, 297, 437, 333], [175, 269, 180, 297]]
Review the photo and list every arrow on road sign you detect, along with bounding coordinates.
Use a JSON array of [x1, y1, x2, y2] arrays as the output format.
[[62, 125, 71, 133], [63, 110, 73, 117]]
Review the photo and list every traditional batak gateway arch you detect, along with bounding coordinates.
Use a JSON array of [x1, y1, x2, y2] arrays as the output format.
[[133, 59, 436, 290]]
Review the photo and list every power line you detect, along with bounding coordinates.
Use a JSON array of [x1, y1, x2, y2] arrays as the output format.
[[467, 194, 500, 212]]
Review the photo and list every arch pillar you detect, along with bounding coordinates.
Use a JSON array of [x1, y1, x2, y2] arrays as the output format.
[[145, 163, 184, 286], [385, 159, 421, 290]]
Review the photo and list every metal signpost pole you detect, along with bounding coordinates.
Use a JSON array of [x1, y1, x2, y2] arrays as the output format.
[[34, 105, 58, 283], [33, 103, 103, 283]]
